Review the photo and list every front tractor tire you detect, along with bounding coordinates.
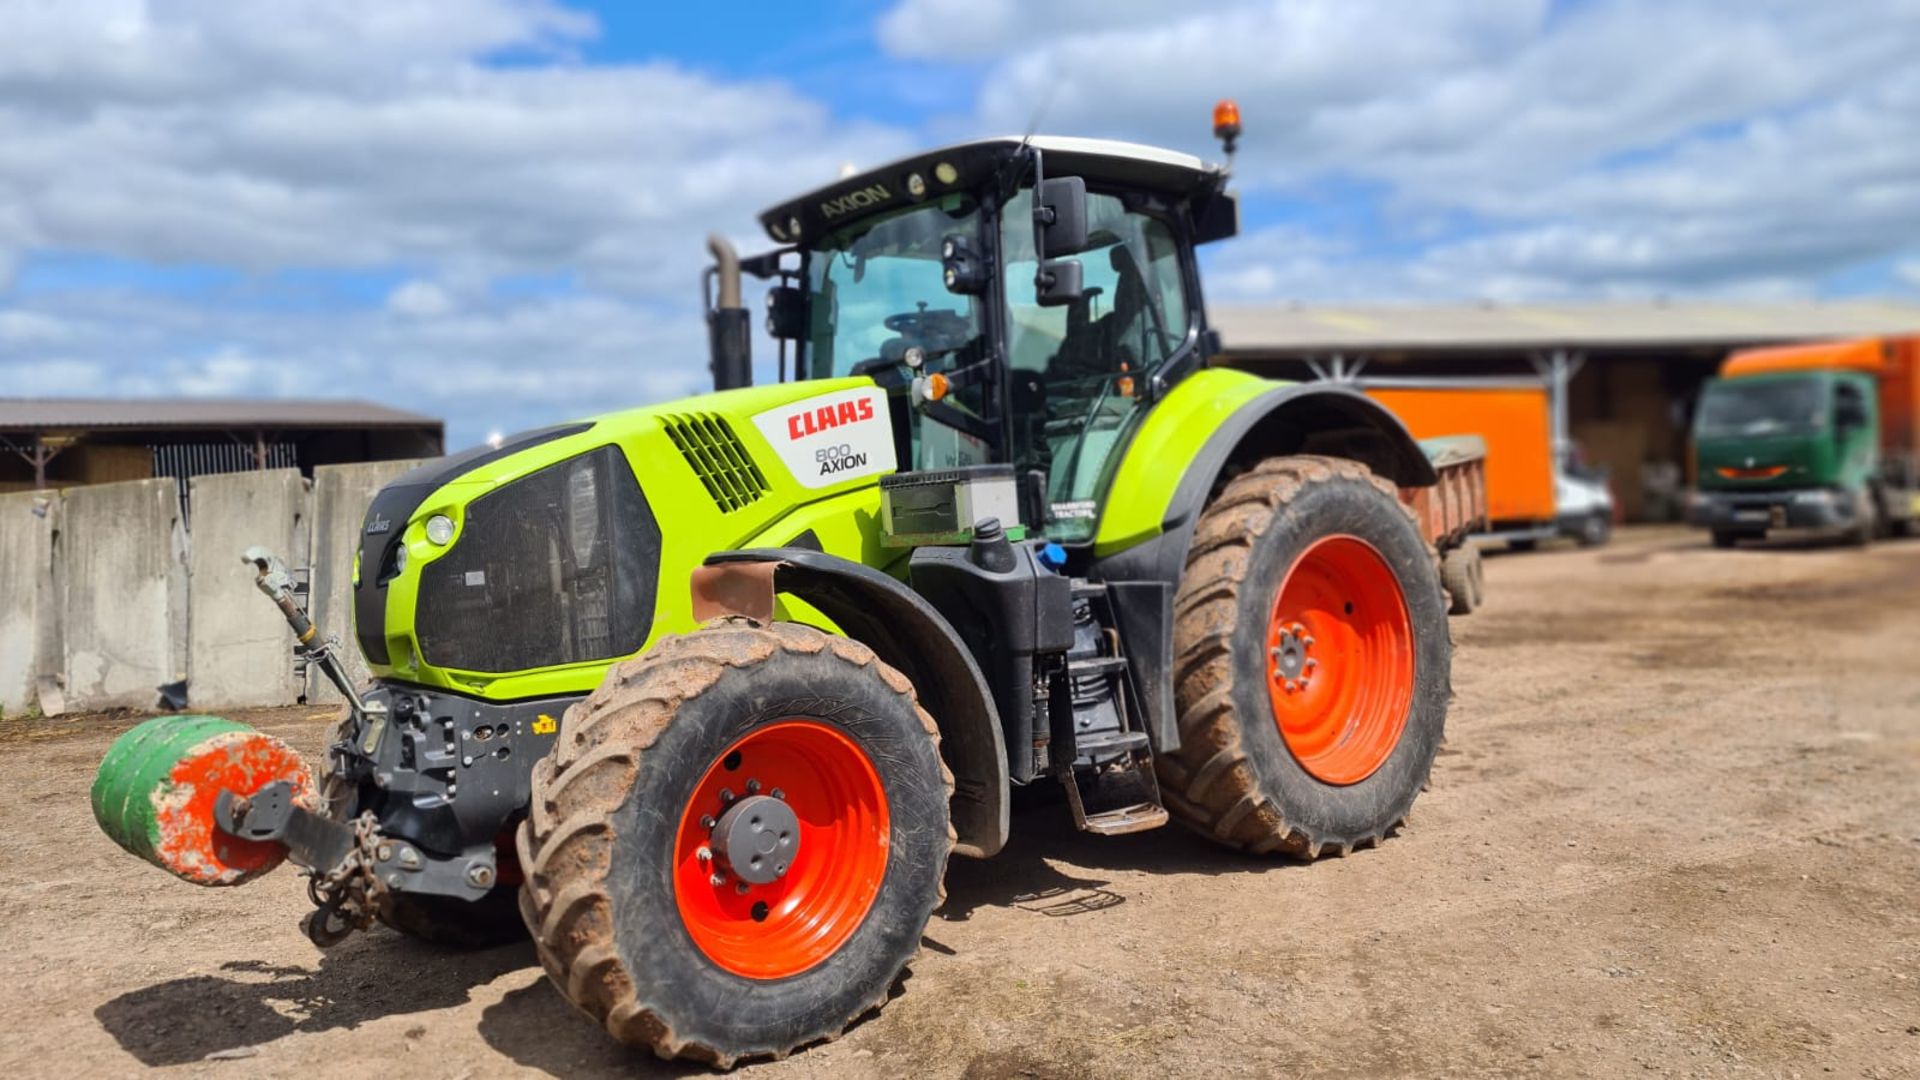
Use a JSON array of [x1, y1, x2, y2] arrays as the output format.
[[516, 620, 953, 1067], [1159, 456, 1451, 858]]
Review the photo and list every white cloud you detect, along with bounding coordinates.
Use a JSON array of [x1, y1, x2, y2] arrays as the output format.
[[891, 0, 1920, 299], [386, 279, 455, 318], [0, 0, 915, 444]]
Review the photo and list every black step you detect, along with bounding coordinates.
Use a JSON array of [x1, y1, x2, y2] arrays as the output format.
[[1075, 729, 1148, 757]]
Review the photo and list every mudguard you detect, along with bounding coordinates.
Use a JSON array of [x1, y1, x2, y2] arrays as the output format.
[[700, 548, 1010, 859], [1095, 379, 1437, 752]]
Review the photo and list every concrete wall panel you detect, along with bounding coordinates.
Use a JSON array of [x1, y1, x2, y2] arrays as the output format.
[[0, 491, 56, 716], [57, 478, 188, 713], [186, 469, 311, 709], [309, 459, 427, 703]]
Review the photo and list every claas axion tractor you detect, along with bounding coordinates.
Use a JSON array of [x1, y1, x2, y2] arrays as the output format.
[[93, 113, 1453, 1066]]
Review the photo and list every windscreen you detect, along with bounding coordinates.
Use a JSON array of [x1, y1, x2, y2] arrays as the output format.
[[1696, 377, 1828, 438], [803, 195, 985, 379]]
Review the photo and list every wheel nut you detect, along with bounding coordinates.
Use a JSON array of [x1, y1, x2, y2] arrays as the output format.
[[735, 882, 750, 895], [745, 779, 761, 794], [700, 814, 716, 830], [718, 788, 735, 804], [466, 864, 494, 889], [375, 843, 394, 862], [697, 846, 712, 863], [1304, 658, 1317, 670], [709, 873, 726, 887], [770, 788, 785, 801], [1284, 680, 1297, 693]]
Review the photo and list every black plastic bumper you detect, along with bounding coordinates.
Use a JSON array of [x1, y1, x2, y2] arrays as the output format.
[[1686, 489, 1858, 531]]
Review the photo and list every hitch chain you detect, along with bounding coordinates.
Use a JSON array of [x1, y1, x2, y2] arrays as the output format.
[[301, 811, 387, 948]]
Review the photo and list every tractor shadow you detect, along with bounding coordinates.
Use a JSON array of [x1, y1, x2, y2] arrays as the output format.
[[94, 930, 532, 1068], [937, 787, 1309, 923]]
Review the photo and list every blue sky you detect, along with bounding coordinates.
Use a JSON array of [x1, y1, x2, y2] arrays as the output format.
[[1, 0, 1916, 449]]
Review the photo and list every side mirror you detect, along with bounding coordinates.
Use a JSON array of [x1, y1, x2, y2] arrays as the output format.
[[763, 285, 806, 339], [941, 235, 987, 295], [1035, 258, 1083, 307], [1035, 175, 1088, 255]]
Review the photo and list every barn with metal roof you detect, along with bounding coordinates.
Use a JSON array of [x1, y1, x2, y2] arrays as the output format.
[[1212, 300, 1920, 522], [0, 398, 442, 497]]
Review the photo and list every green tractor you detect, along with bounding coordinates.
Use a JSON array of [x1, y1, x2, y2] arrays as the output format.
[[95, 130, 1451, 1066]]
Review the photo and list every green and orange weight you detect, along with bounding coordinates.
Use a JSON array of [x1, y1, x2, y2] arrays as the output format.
[[91, 715, 315, 886]]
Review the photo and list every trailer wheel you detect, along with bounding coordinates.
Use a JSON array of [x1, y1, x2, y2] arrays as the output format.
[[1159, 455, 1450, 857], [1439, 546, 1482, 615], [516, 620, 952, 1067]]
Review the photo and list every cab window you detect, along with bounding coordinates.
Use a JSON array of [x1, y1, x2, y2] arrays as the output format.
[[1001, 187, 1192, 539]]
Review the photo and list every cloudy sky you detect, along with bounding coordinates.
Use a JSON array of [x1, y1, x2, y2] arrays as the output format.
[[2, 0, 1917, 448]]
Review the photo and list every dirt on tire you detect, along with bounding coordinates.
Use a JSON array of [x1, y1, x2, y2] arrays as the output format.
[[514, 618, 953, 1067], [1155, 454, 1451, 858]]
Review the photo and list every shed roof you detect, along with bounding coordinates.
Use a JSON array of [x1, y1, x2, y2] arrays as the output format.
[[1212, 300, 1920, 356], [0, 398, 442, 433]]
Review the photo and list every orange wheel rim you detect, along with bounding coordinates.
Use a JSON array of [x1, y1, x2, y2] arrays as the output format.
[[1266, 535, 1415, 785], [673, 720, 889, 980]]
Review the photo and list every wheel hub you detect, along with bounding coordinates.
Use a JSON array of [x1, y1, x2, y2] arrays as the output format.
[[1270, 625, 1315, 686], [709, 792, 797, 885]]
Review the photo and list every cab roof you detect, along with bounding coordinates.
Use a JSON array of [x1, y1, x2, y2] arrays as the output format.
[[758, 136, 1223, 245]]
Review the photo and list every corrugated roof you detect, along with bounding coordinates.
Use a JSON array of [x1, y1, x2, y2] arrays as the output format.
[[1212, 300, 1920, 354], [0, 397, 442, 432]]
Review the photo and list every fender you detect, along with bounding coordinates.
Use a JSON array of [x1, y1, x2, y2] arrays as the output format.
[[1093, 378, 1436, 752], [697, 548, 1009, 859]]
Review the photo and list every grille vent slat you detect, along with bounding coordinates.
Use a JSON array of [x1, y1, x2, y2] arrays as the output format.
[[663, 413, 768, 512]]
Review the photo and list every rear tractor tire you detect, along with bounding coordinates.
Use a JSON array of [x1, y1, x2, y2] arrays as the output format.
[[516, 620, 953, 1067], [1158, 455, 1451, 858]]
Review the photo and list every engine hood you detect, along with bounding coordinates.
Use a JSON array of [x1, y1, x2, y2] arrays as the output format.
[[349, 377, 901, 700]]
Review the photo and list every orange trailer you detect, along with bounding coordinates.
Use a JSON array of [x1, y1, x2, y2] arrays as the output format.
[[1366, 384, 1557, 526], [1350, 378, 1615, 548]]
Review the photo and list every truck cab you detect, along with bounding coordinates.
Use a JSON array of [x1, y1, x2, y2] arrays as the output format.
[[1687, 337, 1919, 546]]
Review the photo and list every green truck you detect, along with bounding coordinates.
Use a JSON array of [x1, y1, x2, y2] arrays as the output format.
[[1688, 336, 1920, 547]]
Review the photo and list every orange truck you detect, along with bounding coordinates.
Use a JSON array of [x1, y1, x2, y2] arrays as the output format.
[[1360, 379, 1615, 549], [1687, 336, 1920, 545]]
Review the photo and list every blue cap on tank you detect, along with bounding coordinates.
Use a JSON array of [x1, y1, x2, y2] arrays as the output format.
[[1038, 542, 1068, 570]]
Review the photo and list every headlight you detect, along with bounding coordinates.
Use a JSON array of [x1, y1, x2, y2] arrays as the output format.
[[393, 544, 408, 574], [425, 514, 455, 546]]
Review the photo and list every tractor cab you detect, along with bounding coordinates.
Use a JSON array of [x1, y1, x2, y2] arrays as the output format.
[[711, 137, 1239, 541]]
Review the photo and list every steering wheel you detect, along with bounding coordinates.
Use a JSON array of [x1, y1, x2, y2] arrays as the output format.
[[883, 306, 972, 354]]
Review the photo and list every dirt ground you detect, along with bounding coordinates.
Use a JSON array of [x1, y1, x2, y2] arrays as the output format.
[[1, 525, 1916, 1079]]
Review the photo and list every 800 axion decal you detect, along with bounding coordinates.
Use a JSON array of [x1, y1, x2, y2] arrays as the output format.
[[751, 387, 895, 489]]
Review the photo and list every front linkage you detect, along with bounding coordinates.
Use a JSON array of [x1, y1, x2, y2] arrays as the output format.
[[233, 547, 504, 946]]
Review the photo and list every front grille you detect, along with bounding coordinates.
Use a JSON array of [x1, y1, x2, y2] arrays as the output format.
[[663, 413, 768, 512], [414, 445, 660, 674]]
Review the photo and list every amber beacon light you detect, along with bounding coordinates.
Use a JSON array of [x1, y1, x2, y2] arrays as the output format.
[[1212, 98, 1242, 157]]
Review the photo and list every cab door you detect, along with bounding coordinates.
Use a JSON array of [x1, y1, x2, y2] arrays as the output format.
[[1000, 188, 1195, 541]]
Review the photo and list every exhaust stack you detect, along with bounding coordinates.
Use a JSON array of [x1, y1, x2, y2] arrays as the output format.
[[706, 234, 752, 392]]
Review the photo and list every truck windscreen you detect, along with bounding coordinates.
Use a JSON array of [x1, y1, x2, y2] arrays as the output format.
[[1696, 377, 1826, 438]]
